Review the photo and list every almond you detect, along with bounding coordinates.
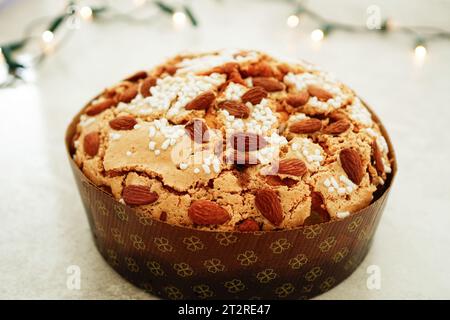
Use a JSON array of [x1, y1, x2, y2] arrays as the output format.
[[122, 185, 159, 205], [289, 118, 322, 134], [308, 85, 333, 101], [286, 91, 310, 107], [86, 99, 116, 116], [276, 159, 307, 176], [340, 148, 364, 185], [255, 189, 283, 226], [188, 200, 231, 225], [241, 86, 268, 105], [184, 119, 209, 144], [140, 76, 157, 98], [117, 87, 138, 103], [245, 62, 274, 77], [83, 131, 100, 157], [218, 100, 250, 118], [236, 218, 260, 232], [185, 91, 216, 110], [109, 116, 137, 130], [231, 132, 268, 152], [371, 140, 384, 175], [252, 77, 284, 92], [124, 71, 148, 82], [323, 119, 351, 134], [328, 109, 348, 122]]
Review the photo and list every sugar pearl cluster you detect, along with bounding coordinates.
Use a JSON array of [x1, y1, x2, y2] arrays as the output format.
[[223, 82, 247, 101], [176, 49, 259, 74], [347, 98, 373, 126], [323, 175, 357, 195], [147, 118, 185, 156], [179, 153, 222, 175], [291, 138, 324, 167], [222, 98, 278, 136], [256, 132, 288, 165]]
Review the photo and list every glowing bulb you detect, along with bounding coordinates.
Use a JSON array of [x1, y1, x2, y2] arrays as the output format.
[[311, 29, 324, 42], [414, 45, 427, 59], [286, 15, 299, 28], [133, 0, 147, 6], [172, 11, 187, 28], [41, 30, 54, 43], [79, 6, 93, 20]]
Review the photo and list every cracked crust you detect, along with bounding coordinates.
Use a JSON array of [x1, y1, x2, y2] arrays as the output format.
[[72, 49, 393, 231]]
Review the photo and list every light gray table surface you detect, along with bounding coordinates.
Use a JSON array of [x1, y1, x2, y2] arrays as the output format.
[[1, 0, 449, 299]]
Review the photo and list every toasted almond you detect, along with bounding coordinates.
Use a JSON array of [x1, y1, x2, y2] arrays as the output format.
[[140, 76, 157, 98], [328, 109, 348, 122], [289, 118, 322, 134], [185, 91, 216, 110], [117, 87, 138, 103], [122, 185, 159, 205], [340, 148, 364, 185], [241, 86, 268, 105], [109, 115, 137, 130], [255, 189, 283, 226], [371, 140, 384, 175], [184, 119, 209, 144], [124, 71, 148, 82], [231, 132, 268, 152], [252, 77, 284, 92], [86, 99, 116, 116], [218, 100, 250, 118], [323, 119, 351, 134], [83, 131, 100, 157], [286, 91, 310, 107], [308, 85, 333, 101], [236, 218, 260, 232], [276, 159, 307, 176], [245, 62, 274, 77], [188, 200, 231, 225]]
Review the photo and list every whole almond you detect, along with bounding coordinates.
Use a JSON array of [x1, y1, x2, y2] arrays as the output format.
[[340, 148, 364, 185], [188, 200, 231, 225], [286, 91, 310, 107], [255, 189, 283, 226], [289, 118, 322, 134], [83, 131, 100, 157], [117, 87, 138, 103], [241, 86, 268, 105], [245, 62, 274, 77], [252, 77, 284, 92], [140, 76, 157, 98], [185, 119, 209, 144], [308, 85, 333, 101], [276, 158, 307, 176], [122, 185, 159, 205], [86, 99, 116, 116], [124, 71, 148, 82], [231, 132, 268, 152], [237, 218, 260, 232], [185, 91, 216, 110], [328, 109, 348, 122], [109, 116, 137, 130], [218, 100, 250, 118], [371, 140, 384, 175], [323, 119, 351, 134]]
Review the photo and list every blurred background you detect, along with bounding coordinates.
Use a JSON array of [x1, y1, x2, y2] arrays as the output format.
[[0, 0, 449, 299]]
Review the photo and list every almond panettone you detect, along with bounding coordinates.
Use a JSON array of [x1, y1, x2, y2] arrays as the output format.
[[72, 50, 393, 232]]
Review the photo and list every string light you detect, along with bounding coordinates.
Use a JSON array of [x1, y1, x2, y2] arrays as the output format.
[[79, 6, 93, 20], [172, 11, 187, 28], [41, 30, 54, 43], [286, 15, 299, 28], [311, 29, 324, 42], [414, 44, 427, 59]]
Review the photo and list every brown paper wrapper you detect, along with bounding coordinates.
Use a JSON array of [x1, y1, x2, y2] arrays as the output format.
[[65, 103, 396, 300]]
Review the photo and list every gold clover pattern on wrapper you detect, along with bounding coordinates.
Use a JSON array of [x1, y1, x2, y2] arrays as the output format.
[[67, 105, 396, 300]]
